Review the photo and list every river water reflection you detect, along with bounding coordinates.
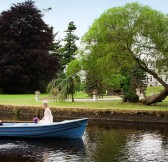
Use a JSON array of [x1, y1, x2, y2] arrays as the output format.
[[1, 115, 168, 162]]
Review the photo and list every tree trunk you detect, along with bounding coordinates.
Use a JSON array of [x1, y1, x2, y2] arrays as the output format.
[[141, 89, 168, 105], [129, 52, 168, 105], [72, 93, 74, 102]]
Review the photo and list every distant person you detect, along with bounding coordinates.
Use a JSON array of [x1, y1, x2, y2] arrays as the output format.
[[39, 100, 53, 124], [33, 115, 39, 124]]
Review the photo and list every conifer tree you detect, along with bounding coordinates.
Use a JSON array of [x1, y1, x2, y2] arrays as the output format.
[[61, 21, 78, 70]]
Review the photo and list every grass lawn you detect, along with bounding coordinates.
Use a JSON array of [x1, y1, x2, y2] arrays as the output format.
[[146, 86, 164, 96], [0, 94, 48, 106], [73, 91, 90, 99], [0, 91, 168, 111]]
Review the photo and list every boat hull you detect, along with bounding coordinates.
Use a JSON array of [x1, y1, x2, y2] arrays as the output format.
[[0, 118, 88, 139]]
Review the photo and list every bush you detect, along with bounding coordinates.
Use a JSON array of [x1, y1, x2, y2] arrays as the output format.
[[123, 91, 139, 103]]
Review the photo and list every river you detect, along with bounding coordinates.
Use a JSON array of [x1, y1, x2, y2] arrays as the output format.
[[0, 115, 168, 162]]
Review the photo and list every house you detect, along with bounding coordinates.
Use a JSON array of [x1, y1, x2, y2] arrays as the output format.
[[144, 62, 168, 86]]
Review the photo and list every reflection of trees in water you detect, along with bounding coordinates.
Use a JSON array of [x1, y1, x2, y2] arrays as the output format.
[[85, 123, 168, 162], [0, 139, 85, 162], [85, 126, 128, 162], [88, 120, 168, 132]]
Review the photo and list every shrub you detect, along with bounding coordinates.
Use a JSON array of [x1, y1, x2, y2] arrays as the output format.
[[123, 91, 139, 103]]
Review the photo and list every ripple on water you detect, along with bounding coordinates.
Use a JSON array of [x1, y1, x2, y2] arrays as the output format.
[[124, 132, 168, 162], [0, 139, 86, 162]]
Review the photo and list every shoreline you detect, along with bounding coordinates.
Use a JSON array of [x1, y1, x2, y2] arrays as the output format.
[[1, 104, 168, 124]]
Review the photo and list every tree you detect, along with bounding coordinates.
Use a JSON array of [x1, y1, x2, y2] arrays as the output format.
[[61, 21, 79, 70], [48, 60, 81, 102], [82, 2, 168, 105], [120, 67, 147, 102], [49, 32, 62, 56], [84, 72, 105, 97], [0, 0, 59, 93], [131, 68, 147, 98], [47, 22, 79, 101], [81, 42, 125, 97]]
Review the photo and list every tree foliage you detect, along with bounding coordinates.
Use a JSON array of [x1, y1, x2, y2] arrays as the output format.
[[61, 21, 79, 70], [48, 60, 81, 102], [0, 0, 59, 93], [49, 32, 62, 57], [82, 2, 168, 105], [81, 43, 125, 96], [66, 59, 81, 76]]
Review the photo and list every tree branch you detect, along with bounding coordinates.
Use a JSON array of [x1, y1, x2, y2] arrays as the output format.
[[127, 47, 168, 89]]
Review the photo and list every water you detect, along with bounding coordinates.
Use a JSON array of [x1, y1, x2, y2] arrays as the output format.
[[1, 115, 168, 162]]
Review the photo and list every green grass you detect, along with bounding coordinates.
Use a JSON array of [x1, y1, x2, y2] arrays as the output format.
[[146, 86, 164, 96], [0, 92, 168, 111], [51, 99, 168, 110], [74, 91, 90, 99], [0, 86, 168, 110], [0, 94, 48, 106]]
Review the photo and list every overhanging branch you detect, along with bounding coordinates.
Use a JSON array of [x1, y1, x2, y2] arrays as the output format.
[[127, 47, 168, 89]]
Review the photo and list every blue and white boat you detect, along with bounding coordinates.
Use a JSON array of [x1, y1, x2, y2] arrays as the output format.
[[0, 118, 88, 139]]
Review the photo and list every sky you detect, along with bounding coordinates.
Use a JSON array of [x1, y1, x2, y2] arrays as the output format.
[[0, 0, 168, 39]]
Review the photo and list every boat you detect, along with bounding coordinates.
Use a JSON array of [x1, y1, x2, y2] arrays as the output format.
[[0, 118, 88, 139]]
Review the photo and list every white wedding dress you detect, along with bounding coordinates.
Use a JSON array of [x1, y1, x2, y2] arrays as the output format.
[[39, 107, 53, 124]]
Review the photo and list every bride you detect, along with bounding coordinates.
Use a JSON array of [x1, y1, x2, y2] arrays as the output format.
[[39, 100, 53, 124]]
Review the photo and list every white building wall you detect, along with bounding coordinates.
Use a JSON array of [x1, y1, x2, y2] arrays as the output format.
[[145, 73, 168, 86]]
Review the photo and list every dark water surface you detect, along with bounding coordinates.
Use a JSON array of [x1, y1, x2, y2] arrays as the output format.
[[1, 115, 168, 162]]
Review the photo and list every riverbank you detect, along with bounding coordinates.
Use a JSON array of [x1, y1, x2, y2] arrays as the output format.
[[1, 104, 168, 124]]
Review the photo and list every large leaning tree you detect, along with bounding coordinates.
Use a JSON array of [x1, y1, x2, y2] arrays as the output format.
[[82, 2, 168, 105], [0, 0, 59, 93]]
